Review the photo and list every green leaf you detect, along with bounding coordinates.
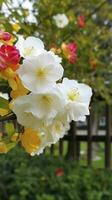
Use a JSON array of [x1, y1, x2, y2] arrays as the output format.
[[5, 123, 15, 136], [6, 142, 16, 151], [0, 97, 9, 110]]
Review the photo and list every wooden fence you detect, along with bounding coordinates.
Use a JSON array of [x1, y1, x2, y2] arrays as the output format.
[[48, 104, 112, 169], [0, 104, 112, 169]]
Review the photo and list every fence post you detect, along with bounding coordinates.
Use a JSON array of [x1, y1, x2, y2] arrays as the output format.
[[76, 141, 80, 162], [66, 121, 77, 161], [50, 145, 54, 155], [59, 139, 63, 156], [87, 115, 92, 166], [105, 104, 112, 169]]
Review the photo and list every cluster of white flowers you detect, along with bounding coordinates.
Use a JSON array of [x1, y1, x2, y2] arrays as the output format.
[[13, 36, 92, 155]]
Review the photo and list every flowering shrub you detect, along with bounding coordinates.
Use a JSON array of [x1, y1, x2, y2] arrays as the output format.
[[0, 150, 112, 200], [1, 0, 111, 103], [0, 30, 92, 155]]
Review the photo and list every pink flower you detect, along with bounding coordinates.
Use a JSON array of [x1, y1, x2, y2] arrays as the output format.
[[0, 30, 12, 41], [67, 43, 77, 53], [0, 45, 20, 71], [62, 42, 77, 64]]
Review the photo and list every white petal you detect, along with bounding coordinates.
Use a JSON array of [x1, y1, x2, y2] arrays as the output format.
[[26, 88, 65, 121], [17, 53, 64, 93], [76, 84, 92, 105], [48, 51, 62, 64], [67, 102, 90, 122]]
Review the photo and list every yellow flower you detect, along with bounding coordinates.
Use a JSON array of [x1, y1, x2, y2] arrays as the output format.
[[0, 68, 16, 80], [8, 78, 18, 91], [0, 142, 8, 153], [20, 128, 41, 154], [0, 69, 27, 98], [10, 76, 28, 99], [0, 69, 28, 99]]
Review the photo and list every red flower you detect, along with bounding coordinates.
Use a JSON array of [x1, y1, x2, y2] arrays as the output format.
[[68, 53, 77, 64], [62, 42, 77, 64], [0, 45, 20, 71], [55, 168, 64, 177], [78, 15, 85, 28], [0, 30, 11, 41], [67, 43, 77, 53]]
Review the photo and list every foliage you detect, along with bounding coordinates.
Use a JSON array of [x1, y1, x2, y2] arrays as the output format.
[[0, 0, 112, 103], [0, 148, 112, 200]]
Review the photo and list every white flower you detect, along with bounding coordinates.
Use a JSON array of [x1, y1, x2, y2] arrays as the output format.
[[17, 52, 64, 93], [12, 95, 40, 130], [53, 13, 69, 28], [58, 78, 92, 122], [46, 114, 70, 143], [32, 113, 70, 155], [12, 85, 65, 127], [16, 36, 45, 58], [26, 88, 65, 122]]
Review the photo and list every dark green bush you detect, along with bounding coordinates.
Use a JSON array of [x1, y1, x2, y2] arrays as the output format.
[[0, 147, 112, 200]]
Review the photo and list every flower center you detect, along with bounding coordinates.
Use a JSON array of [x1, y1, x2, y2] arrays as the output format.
[[36, 68, 47, 79], [42, 95, 52, 105], [24, 47, 34, 56], [68, 89, 79, 101]]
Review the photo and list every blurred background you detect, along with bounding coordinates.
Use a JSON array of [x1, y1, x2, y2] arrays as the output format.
[[0, 0, 112, 199]]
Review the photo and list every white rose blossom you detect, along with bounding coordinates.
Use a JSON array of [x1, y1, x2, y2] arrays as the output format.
[[16, 36, 45, 58], [32, 113, 70, 155], [17, 52, 64, 93], [16, 36, 62, 64], [57, 78, 92, 122], [53, 13, 69, 28], [25, 88, 65, 122], [12, 87, 65, 128]]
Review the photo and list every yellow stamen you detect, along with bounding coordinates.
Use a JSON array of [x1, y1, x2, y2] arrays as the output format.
[[68, 89, 79, 101], [42, 95, 52, 105], [24, 47, 34, 56], [36, 68, 47, 79]]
